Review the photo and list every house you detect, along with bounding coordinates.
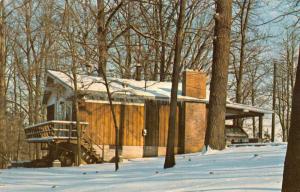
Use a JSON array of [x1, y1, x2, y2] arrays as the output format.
[[24, 69, 272, 166]]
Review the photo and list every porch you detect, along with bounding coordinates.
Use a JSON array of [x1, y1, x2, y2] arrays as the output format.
[[225, 103, 273, 141], [24, 120, 88, 143]]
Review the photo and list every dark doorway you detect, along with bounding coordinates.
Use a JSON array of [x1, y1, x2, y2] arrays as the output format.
[[143, 100, 159, 157], [47, 104, 55, 121]]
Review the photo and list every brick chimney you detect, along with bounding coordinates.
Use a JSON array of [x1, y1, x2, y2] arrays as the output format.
[[135, 64, 142, 81], [182, 69, 207, 153], [182, 70, 207, 99]]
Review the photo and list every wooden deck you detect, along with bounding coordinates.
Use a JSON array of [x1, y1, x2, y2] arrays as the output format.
[[24, 120, 88, 143]]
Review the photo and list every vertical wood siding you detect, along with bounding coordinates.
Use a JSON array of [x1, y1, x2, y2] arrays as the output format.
[[79, 102, 144, 146], [79, 100, 186, 149], [158, 104, 179, 147], [145, 101, 181, 148]]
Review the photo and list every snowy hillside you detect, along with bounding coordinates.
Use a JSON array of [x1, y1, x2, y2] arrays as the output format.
[[0, 144, 286, 192]]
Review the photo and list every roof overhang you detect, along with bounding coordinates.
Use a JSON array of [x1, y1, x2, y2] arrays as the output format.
[[77, 89, 207, 103], [225, 103, 273, 119]]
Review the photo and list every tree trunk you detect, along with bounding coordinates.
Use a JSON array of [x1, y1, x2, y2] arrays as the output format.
[[72, 70, 81, 166], [164, 0, 186, 169], [271, 62, 277, 142], [124, 2, 132, 79], [204, 0, 232, 150], [97, 66, 120, 171], [96, 0, 120, 171], [0, 1, 7, 168], [282, 46, 300, 191], [158, 0, 166, 82], [235, 0, 251, 128], [97, 0, 107, 74], [251, 75, 256, 138], [286, 51, 290, 140], [236, 0, 251, 105], [64, 0, 82, 166]]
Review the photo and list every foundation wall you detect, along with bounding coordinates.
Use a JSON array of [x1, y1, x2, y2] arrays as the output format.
[[100, 145, 182, 161]]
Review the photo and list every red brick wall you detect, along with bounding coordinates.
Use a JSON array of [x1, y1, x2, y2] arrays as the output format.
[[182, 70, 206, 99], [184, 103, 207, 153], [182, 70, 207, 153]]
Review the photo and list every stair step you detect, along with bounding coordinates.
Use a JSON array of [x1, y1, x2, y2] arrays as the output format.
[[80, 136, 104, 164]]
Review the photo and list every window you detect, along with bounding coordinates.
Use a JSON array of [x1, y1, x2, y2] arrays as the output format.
[[55, 101, 72, 121]]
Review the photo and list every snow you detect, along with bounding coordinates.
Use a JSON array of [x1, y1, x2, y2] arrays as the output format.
[[47, 70, 272, 114], [0, 144, 286, 192], [47, 70, 203, 102]]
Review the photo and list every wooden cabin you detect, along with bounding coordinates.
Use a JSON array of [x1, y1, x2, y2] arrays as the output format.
[[24, 70, 272, 166]]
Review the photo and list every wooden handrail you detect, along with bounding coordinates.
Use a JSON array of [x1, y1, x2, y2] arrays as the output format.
[[82, 134, 103, 151], [24, 120, 89, 140], [24, 120, 88, 130]]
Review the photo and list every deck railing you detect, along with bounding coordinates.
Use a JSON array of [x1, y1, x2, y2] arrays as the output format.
[[24, 120, 88, 142]]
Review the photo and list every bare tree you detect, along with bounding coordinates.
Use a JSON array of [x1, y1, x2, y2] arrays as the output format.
[[234, 0, 252, 105], [205, 0, 233, 150], [96, 0, 124, 171], [271, 61, 277, 142], [282, 45, 300, 191], [275, 29, 298, 141], [96, 0, 125, 73], [0, 0, 7, 168], [164, 0, 186, 169], [228, 0, 271, 132]]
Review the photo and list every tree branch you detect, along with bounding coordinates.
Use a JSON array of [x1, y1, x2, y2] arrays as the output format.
[[130, 24, 172, 46]]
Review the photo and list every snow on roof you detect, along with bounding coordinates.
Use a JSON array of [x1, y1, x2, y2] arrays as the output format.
[[47, 70, 272, 114], [226, 103, 273, 114], [47, 70, 203, 102]]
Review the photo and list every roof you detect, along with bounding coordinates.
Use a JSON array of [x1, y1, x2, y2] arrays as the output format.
[[46, 70, 273, 115], [47, 70, 204, 103], [226, 103, 273, 115]]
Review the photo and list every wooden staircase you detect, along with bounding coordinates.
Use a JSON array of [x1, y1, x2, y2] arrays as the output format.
[[23, 120, 105, 166], [80, 135, 103, 164]]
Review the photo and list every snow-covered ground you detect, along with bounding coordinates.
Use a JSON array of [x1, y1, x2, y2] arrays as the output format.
[[0, 144, 286, 192]]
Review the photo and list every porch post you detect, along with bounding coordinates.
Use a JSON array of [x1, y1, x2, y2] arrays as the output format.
[[258, 115, 263, 139]]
